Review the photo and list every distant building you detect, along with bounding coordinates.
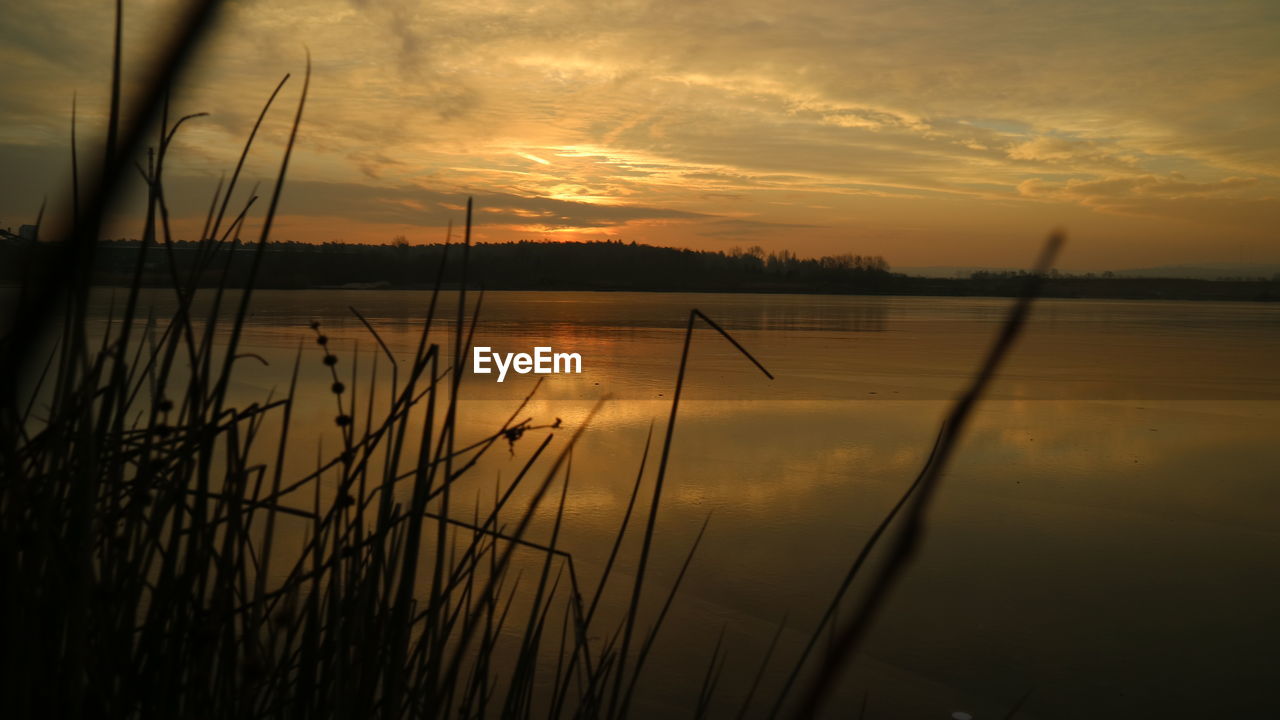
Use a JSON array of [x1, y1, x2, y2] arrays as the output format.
[[18, 224, 38, 242]]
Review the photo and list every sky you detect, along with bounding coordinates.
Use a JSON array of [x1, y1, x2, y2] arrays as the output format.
[[1, 0, 1278, 270]]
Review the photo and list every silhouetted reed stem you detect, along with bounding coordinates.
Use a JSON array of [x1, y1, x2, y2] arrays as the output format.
[[609, 309, 773, 719], [789, 234, 1063, 718], [1, 4, 1068, 717]]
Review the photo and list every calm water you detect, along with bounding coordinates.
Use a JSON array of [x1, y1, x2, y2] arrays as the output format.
[[70, 290, 1280, 717]]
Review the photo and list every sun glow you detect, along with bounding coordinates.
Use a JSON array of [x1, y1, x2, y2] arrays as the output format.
[[3, 0, 1275, 268]]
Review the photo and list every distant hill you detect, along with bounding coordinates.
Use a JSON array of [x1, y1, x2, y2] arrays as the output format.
[[902, 263, 1280, 281], [1108, 263, 1280, 281]]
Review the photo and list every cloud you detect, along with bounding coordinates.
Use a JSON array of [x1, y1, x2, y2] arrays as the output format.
[[344, 0, 423, 75], [696, 217, 825, 239], [1018, 174, 1260, 201], [259, 180, 707, 229], [1005, 136, 1141, 171], [3, 0, 1279, 267], [1017, 173, 1276, 227]]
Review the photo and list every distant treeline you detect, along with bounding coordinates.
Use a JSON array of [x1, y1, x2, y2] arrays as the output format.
[[2, 237, 1277, 301], [3, 238, 895, 293]]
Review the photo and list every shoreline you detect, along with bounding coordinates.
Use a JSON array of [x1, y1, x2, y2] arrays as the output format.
[[5, 281, 1275, 304]]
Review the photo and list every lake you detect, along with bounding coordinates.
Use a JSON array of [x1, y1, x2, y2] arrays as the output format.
[[69, 288, 1280, 718]]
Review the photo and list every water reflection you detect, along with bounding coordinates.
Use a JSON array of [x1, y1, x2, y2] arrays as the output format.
[[53, 287, 1280, 718]]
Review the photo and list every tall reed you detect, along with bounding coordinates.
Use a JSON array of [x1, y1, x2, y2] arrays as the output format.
[[0, 3, 1056, 718]]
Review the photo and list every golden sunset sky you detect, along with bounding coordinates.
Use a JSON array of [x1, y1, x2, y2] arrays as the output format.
[[1, 0, 1277, 270]]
